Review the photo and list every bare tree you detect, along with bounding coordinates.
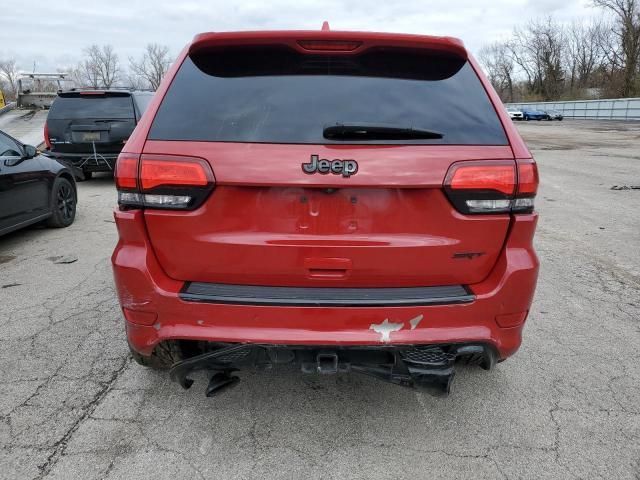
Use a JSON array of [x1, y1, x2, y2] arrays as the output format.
[[509, 17, 566, 100], [478, 5, 639, 100], [124, 73, 148, 91], [593, 0, 640, 96], [479, 41, 516, 102], [0, 59, 19, 100], [565, 20, 608, 94], [76, 45, 120, 89], [129, 44, 171, 90]]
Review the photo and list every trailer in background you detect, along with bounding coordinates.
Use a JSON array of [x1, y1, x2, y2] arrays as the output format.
[[17, 73, 73, 109]]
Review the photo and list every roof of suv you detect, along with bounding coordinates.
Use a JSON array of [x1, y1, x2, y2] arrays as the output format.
[[49, 89, 155, 127]]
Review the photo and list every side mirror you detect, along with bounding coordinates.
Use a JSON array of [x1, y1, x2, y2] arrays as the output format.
[[23, 145, 38, 159]]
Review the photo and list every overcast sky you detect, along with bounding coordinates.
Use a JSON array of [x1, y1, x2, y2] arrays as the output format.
[[1, 0, 601, 73]]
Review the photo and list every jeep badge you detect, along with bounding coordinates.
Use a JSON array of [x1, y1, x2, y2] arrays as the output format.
[[302, 155, 358, 177]]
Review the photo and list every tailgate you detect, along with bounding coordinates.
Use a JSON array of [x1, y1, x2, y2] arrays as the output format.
[[48, 118, 135, 154], [142, 141, 514, 287], [133, 32, 515, 288], [47, 93, 135, 154]]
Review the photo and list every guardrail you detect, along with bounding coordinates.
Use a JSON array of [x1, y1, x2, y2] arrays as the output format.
[[506, 98, 640, 121], [0, 102, 16, 116]]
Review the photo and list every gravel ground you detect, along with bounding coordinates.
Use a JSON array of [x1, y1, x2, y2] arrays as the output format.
[[0, 120, 639, 479]]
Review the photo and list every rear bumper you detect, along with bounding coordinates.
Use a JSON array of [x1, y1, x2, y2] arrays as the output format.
[[45, 150, 118, 172], [179, 282, 475, 307], [112, 210, 539, 360]]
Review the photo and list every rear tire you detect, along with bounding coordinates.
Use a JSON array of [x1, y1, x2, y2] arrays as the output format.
[[46, 177, 76, 228], [82, 171, 93, 180], [129, 340, 183, 370]]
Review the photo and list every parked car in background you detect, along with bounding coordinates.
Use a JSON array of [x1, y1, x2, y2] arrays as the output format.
[[112, 27, 539, 397], [522, 109, 547, 121], [44, 90, 154, 179], [506, 107, 523, 120], [0, 129, 77, 236], [544, 109, 564, 121]]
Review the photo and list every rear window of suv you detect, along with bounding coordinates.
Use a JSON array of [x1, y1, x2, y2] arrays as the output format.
[[49, 94, 135, 120], [149, 46, 507, 145]]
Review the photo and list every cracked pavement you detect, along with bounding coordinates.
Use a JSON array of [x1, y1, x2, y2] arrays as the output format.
[[1, 120, 639, 479]]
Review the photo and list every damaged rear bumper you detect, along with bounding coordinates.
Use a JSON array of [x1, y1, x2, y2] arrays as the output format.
[[169, 343, 497, 397], [113, 207, 537, 396]]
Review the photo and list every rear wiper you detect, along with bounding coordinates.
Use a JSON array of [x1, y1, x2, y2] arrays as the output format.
[[323, 123, 443, 141]]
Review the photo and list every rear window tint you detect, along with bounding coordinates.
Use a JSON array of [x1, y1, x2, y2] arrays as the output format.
[[49, 95, 134, 120], [149, 46, 507, 145]]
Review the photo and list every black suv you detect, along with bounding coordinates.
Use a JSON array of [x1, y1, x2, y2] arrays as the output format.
[[44, 90, 153, 179]]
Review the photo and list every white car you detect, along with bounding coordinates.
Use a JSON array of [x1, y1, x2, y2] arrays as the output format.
[[506, 107, 523, 120]]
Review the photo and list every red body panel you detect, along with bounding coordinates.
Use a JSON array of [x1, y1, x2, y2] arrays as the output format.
[[142, 141, 514, 286], [113, 28, 538, 361], [142, 141, 514, 187], [144, 187, 510, 286]]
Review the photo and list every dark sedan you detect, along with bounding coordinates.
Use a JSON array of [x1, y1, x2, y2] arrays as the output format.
[[0, 129, 77, 236]]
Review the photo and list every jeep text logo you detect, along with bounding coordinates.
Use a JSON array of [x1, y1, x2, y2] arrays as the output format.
[[302, 155, 358, 177]]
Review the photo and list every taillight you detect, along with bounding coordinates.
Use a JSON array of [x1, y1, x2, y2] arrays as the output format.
[[115, 154, 139, 190], [140, 157, 210, 190], [44, 122, 51, 150], [115, 153, 215, 210], [444, 160, 538, 214], [512, 160, 539, 213]]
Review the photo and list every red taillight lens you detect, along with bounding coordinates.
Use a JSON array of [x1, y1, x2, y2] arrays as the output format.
[[516, 161, 539, 195], [444, 160, 538, 214], [140, 156, 212, 190], [115, 153, 215, 210], [297, 40, 362, 51], [446, 162, 516, 196], [44, 122, 51, 150], [115, 154, 139, 190]]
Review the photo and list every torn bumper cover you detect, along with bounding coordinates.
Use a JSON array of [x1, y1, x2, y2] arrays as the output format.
[[169, 343, 497, 397]]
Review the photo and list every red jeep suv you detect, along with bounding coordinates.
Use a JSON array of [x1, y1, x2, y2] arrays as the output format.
[[112, 27, 539, 397]]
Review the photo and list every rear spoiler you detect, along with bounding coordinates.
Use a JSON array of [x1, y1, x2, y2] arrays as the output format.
[[189, 30, 467, 59], [58, 90, 132, 98]]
